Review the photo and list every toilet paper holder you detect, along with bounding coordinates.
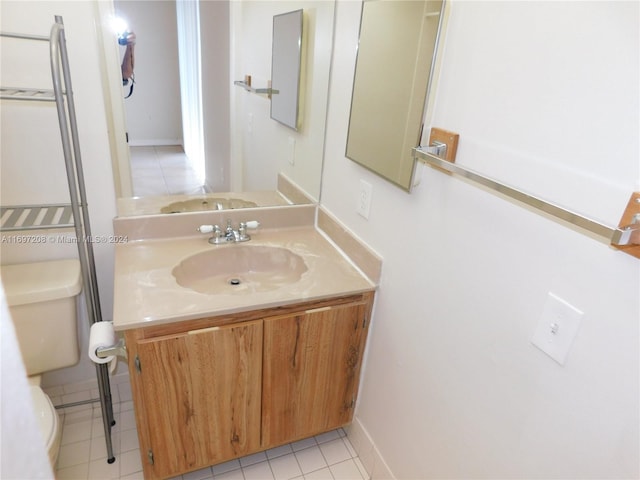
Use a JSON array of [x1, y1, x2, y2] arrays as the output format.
[[95, 338, 127, 360]]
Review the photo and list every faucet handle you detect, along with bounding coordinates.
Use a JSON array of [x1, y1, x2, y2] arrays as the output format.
[[237, 220, 260, 242], [197, 224, 214, 233], [198, 224, 226, 244], [243, 220, 260, 230], [198, 224, 223, 238]]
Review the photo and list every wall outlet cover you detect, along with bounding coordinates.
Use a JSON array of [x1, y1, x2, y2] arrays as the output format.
[[531, 292, 584, 365], [357, 180, 373, 219], [288, 137, 296, 165]]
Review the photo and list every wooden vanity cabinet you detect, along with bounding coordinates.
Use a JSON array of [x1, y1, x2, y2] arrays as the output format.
[[262, 302, 371, 448], [125, 320, 263, 479], [124, 292, 373, 480]]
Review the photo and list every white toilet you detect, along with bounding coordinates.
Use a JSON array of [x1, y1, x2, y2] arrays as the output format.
[[0, 259, 82, 466]]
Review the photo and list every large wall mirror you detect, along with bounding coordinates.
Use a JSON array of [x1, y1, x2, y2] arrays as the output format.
[[346, 0, 445, 191], [106, 0, 335, 216]]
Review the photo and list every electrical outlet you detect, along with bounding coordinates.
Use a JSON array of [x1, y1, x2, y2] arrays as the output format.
[[288, 137, 296, 165], [357, 180, 373, 219], [531, 293, 584, 365]]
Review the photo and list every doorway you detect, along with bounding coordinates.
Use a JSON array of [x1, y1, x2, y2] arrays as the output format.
[[114, 0, 206, 197]]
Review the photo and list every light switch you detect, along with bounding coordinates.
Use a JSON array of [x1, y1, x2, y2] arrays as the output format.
[[531, 293, 584, 365]]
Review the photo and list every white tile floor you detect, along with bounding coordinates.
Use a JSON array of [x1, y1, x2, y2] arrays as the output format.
[[129, 145, 208, 197], [50, 379, 369, 480]]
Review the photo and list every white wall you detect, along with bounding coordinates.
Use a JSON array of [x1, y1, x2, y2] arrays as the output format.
[[114, 0, 183, 146], [0, 0, 120, 386], [231, 0, 334, 199], [201, 0, 231, 192], [1, 289, 53, 478], [321, 1, 639, 478]]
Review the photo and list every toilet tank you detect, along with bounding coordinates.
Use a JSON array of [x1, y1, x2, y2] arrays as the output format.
[[0, 259, 82, 376]]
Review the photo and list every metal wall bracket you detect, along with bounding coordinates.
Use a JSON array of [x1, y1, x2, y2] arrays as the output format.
[[95, 338, 128, 361], [233, 80, 279, 97], [421, 141, 447, 159], [428, 128, 459, 163]]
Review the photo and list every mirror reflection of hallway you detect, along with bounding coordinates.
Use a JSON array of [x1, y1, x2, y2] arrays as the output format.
[[114, 0, 206, 196], [129, 146, 207, 197]]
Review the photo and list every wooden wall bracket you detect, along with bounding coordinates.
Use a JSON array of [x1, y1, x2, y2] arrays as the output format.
[[428, 127, 459, 163], [614, 191, 640, 259]]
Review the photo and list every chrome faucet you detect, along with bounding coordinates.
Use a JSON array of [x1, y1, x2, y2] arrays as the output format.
[[197, 219, 260, 244]]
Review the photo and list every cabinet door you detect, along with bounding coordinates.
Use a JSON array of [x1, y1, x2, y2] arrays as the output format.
[[262, 303, 369, 447], [135, 320, 262, 479]]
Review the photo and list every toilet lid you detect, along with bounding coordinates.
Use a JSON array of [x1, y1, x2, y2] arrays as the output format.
[[29, 386, 57, 447], [1, 259, 81, 306]]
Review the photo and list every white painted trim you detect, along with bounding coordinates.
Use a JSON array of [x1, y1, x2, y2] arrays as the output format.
[[176, 0, 205, 184], [95, 0, 133, 198]]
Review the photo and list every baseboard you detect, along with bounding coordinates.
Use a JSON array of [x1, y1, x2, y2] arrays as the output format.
[[345, 416, 395, 479], [127, 140, 183, 147]]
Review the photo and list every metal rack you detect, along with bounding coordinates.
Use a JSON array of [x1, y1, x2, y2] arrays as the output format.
[[0, 17, 117, 463], [1, 204, 75, 231]]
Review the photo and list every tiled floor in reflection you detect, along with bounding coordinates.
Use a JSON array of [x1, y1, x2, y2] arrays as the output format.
[[50, 379, 368, 480], [129, 145, 208, 197]]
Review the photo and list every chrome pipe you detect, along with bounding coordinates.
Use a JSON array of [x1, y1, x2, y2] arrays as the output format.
[[50, 16, 115, 463], [0, 32, 49, 41]]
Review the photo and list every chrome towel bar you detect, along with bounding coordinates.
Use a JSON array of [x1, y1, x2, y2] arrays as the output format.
[[412, 147, 640, 248]]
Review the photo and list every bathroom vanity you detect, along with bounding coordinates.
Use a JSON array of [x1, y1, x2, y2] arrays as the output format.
[[123, 292, 372, 479], [112, 215, 377, 479]]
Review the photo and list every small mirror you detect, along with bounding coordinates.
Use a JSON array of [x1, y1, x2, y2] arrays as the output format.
[[346, 0, 445, 190], [270, 9, 303, 130]]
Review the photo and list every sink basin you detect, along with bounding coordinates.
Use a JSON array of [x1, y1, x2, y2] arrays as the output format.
[[172, 245, 308, 294], [161, 197, 258, 214]]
